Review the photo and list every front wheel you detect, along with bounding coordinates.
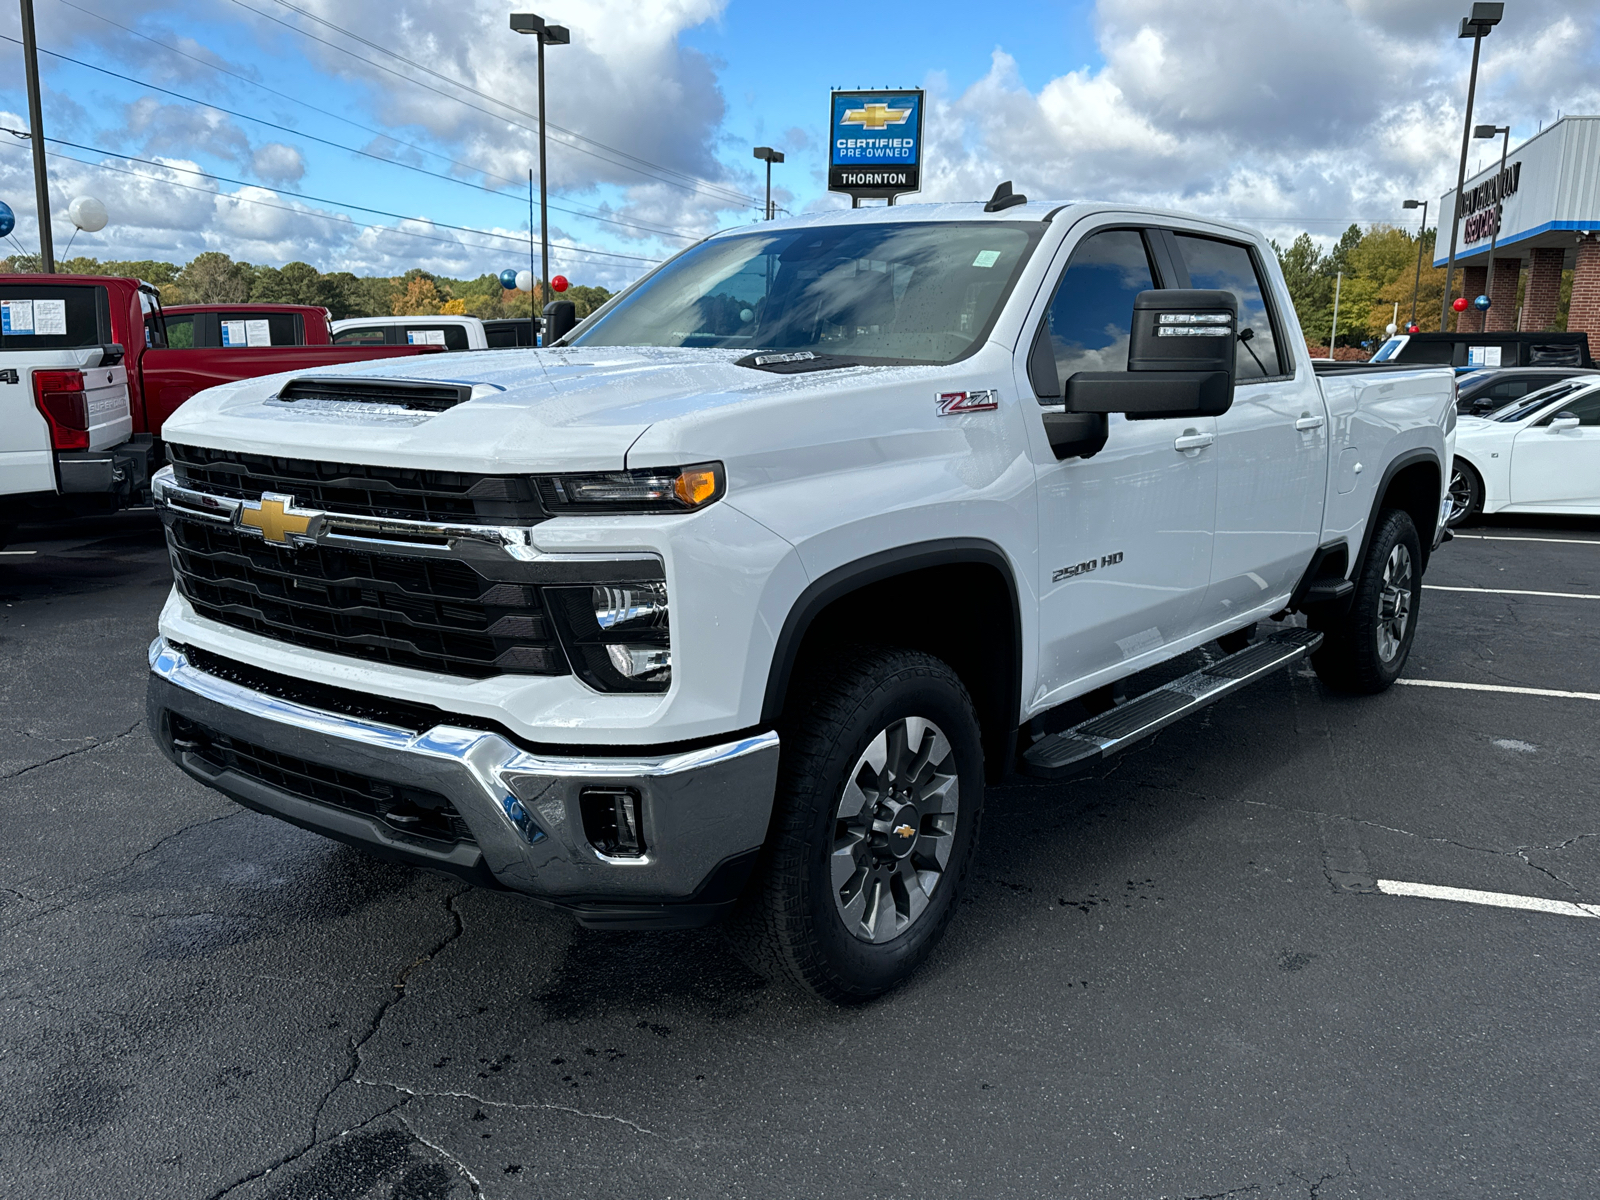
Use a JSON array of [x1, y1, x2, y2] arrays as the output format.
[[1446, 460, 1483, 527], [1310, 508, 1422, 694], [728, 646, 984, 1003]]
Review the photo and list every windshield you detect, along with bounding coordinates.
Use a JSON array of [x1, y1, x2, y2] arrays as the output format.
[[1490, 379, 1591, 422], [571, 221, 1044, 365]]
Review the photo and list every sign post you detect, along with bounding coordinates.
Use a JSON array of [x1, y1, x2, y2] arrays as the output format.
[[828, 90, 924, 206]]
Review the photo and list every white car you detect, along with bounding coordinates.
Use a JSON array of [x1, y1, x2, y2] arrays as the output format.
[[1448, 376, 1600, 525], [331, 314, 488, 351]]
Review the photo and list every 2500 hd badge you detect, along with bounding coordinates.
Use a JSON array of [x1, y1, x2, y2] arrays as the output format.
[[1054, 551, 1123, 582]]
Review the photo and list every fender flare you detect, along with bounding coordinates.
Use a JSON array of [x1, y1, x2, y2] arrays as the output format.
[[759, 538, 1024, 728], [1355, 447, 1443, 573]]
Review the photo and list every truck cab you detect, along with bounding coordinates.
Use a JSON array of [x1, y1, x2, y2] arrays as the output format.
[[160, 303, 334, 349]]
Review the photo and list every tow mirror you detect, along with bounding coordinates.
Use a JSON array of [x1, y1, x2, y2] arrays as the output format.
[[1548, 413, 1580, 431], [542, 300, 577, 344], [1065, 289, 1238, 421]]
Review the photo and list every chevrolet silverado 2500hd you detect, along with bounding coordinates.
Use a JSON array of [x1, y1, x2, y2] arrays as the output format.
[[145, 198, 1457, 1001]]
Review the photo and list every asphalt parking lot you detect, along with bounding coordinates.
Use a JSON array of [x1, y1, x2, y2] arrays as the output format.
[[2, 510, 1597, 1200]]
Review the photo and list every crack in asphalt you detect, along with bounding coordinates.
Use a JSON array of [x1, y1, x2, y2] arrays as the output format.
[[0, 719, 143, 781], [202, 887, 469, 1200], [1179, 1187, 1260, 1200], [395, 1110, 484, 1196], [352, 1079, 663, 1138], [1289, 1155, 1354, 1199]]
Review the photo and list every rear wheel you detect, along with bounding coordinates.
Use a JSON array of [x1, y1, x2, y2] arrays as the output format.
[[729, 646, 984, 1003], [1310, 509, 1422, 694], [1446, 460, 1483, 527]]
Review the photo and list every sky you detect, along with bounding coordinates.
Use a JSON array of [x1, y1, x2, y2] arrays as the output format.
[[2, 0, 1599, 290]]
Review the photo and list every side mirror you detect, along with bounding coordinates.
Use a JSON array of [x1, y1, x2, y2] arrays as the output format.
[[542, 300, 577, 344], [1548, 413, 1580, 431], [1064, 289, 1238, 421]]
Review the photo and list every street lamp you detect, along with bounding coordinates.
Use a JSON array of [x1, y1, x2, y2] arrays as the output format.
[[752, 146, 784, 220], [1441, 2, 1504, 331], [1474, 123, 1512, 323], [510, 12, 570, 340], [1402, 198, 1429, 328]]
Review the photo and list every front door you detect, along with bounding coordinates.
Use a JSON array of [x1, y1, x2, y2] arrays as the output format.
[[1023, 225, 1217, 709], [1510, 387, 1600, 509], [1170, 232, 1327, 629]]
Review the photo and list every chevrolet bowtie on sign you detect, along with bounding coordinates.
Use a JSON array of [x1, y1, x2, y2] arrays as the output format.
[[829, 88, 924, 202], [236, 493, 322, 546]]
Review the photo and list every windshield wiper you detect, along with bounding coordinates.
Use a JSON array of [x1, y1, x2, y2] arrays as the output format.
[[733, 350, 919, 374]]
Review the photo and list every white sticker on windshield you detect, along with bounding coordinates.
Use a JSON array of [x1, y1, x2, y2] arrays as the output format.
[[221, 320, 246, 347], [245, 319, 272, 346], [407, 329, 447, 345], [33, 300, 67, 335], [1468, 345, 1502, 367], [1, 299, 35, 334], [972, 250, 1002, 269]]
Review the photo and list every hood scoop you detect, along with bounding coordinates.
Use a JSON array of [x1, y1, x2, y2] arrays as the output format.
[[274, 376, 477, 412]]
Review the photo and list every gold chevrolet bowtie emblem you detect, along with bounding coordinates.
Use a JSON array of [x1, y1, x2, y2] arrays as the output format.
[[238, 493, 316, 545], [841, 102, 912, 131], [894, 823, 915, 840]]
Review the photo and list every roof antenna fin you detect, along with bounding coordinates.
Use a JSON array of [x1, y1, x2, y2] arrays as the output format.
[[984, 181, 1027, 213]]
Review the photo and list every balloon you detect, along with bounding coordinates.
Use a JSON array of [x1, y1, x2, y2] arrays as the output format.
[[1385, 323, 1398, 336], [551, 275, 569, 293], [1452, 296, 1470, 313], [515, 269, 534, 292], [498, 268, 518, 290], [68, 196, 108, 232], [1407, 323, 1421, 333], [1473, 294, 1491, 311], [0, 200, 14, 239]]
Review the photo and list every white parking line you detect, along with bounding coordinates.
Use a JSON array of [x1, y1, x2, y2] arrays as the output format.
[[1397, 679, 1600, 701], [1378, 879, 1600, 919], [1452, 535, 1600, 546], [0, 550, 38, 556], [1424, 584, 1600, 600]]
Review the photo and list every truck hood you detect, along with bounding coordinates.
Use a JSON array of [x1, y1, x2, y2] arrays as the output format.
[[159, 345, 883, 473]]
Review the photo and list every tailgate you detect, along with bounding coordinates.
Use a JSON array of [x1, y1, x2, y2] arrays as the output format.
[[2, 349, 131, 497]]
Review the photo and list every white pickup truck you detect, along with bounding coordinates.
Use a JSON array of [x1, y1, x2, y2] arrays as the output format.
[[146, 196, 1456, 1001]]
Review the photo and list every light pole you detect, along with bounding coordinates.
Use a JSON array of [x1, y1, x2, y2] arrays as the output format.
[[1474, 122, 1512, 321], [1441, 2, 1503, 331], [1402, 198, 1429, 328], [20, 0, 55, 272], [752, 146, 784, 220], [510, 12, 569, 334]]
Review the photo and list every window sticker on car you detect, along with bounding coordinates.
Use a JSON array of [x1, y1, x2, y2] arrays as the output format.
[[972, 250, 1002, 268], [2, 299, 34, 334], [246, 319, 272, 346], [936, 388, 999, 415], [1468, 345, 1503, 367], [407, 329, 447, 345], [221, 320, 245, 347]]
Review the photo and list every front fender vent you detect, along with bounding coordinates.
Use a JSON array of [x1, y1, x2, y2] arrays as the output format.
[[276, 376, 474, 412]]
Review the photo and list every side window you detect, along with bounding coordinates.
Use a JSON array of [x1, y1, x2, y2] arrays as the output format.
[[217, 312, 298, 346], [163, 315, 195, 349], [1044, 229, 1156, 385], [334, 326, 387, 345], [1173, 234, 1285, 381], [1489, 380, 1530, 400], [1540, 390, 1600, 426]]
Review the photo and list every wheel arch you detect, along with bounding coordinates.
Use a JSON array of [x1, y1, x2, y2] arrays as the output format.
[[762, 539, 1023, 781], [1359, 449, 1442, 572]]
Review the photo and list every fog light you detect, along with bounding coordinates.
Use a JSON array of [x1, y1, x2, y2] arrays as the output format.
[[581, 787, 646, 857]]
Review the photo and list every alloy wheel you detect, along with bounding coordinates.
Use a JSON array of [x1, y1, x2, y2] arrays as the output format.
[[830, 716, 960, 944], [1447, 466, 1474, 524], [1376, 542, 1414, 663]]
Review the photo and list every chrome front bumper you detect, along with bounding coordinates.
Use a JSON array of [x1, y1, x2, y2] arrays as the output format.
[[146, 638, 779, 927]]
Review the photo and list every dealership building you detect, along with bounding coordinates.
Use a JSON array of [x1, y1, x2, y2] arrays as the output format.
[[1437, 115, 1600, 335]]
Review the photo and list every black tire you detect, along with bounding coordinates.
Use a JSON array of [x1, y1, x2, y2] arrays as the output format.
[[728, 646, 985, 1003], [1310, 509, 1422, 694], [1446, 460, 1483, 528], [1216, 622, 1256, 656], [0, 524, 12, 552]]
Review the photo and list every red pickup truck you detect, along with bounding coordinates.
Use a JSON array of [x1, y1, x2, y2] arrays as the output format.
[[1, 275, 442, 537]]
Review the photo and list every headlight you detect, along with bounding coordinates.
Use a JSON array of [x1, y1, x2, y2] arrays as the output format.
[[547, 580, 672, 692], [537, 463, 723, 514]]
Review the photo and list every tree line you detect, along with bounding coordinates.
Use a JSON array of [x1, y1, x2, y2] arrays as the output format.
[[0, 251, 612, 322]]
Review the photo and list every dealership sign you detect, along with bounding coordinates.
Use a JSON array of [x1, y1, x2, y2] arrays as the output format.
[[1461, 160, 1522, 244], [828, 90, 924, 201]]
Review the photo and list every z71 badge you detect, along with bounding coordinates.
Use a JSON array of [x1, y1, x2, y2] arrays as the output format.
[[937, 389, 999, 416]]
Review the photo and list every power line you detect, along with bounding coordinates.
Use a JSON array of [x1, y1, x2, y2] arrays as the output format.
[[0, 135, 663, 270], [229, 0, 760, 210], [0, 126, 663, 265]]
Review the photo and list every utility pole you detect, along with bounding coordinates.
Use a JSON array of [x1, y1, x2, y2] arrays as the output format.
[[20, 0, 55, 272], [1402, 198, 1429, 327], [1474, 123, 1512, 318], [1328, 271, 1342, 359], [510, 13, 569, 331], [1441, 4, 1504, 331], [753, 147, 784, 220]]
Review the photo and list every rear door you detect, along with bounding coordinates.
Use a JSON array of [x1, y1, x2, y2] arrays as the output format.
[[1169, 232, 1327, 630], [1023, 224, 1218, 700], [1509, 387, 1600, 509]]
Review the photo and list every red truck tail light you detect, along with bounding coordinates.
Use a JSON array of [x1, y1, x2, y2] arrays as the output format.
[[33, 369, 89, 451]]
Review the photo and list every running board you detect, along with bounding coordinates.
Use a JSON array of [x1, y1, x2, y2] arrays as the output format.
[[1020, 627, 1323, 779]]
